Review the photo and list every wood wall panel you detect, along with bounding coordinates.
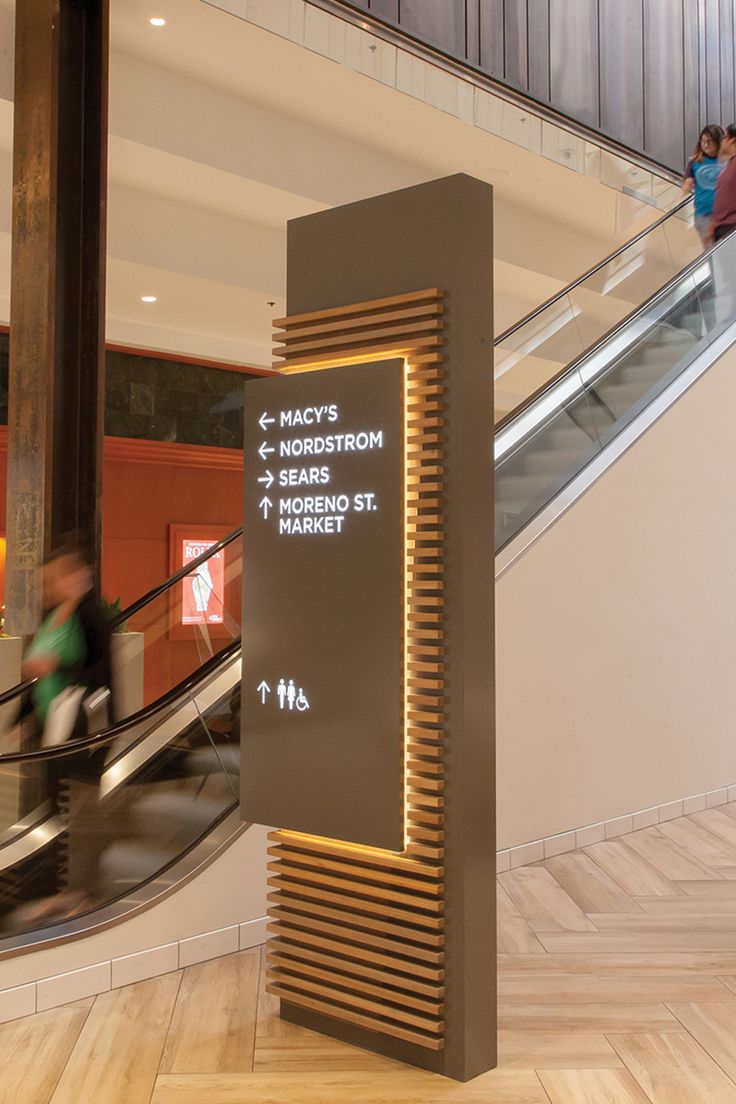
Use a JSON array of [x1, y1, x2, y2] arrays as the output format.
[[268, 289, 447, 1053], [527, 0, 550, 102], [367, 0, 398, 21], [644, 0, 685, 171], [705, 0, 722, 123], [400, 0, 466, 57], [719, 0, 735, 123], [478, 0, 505, 78], [684, 0, 703, 153], [340, 0, 736, 171], [600, 0, 644, 153], [549, 0, 600, 129], [503, 0, 528, 90]]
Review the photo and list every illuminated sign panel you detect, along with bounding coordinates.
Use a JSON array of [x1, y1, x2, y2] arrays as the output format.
[[181, 539, 225, 626], [242, 359, 404, 850]]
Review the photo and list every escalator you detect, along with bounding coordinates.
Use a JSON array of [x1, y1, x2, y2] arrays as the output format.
[[0, 529, 244, 947], [494, 198, 736, 549], [0, 192, 734, 954]]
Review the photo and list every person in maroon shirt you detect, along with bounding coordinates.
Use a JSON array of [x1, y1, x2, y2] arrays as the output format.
[[709, 124, 736, 243]]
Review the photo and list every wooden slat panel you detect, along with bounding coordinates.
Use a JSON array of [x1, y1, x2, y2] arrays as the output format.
[[269, 832, 441, 877], [267, 984, 445, 1051], [273, 302, 444, 341], [266, 878, 445, 930], [268, 863, 444, 913], [277, 335, 443, 370], [268, 892, 445, 948], [267, 849, 444, 895], [269, 909, 446, 960], [268, 937, 444, 998], [267, 291, 446, 1052], [268, 954, 444, 1016], [275, 317, 443, 354], [273, 287, 442, 328], [267, 923, 444, 981], [268, 969, 444, 1034]]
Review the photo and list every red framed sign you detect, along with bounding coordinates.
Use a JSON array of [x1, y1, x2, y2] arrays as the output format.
[[168, 524, 233, 641]]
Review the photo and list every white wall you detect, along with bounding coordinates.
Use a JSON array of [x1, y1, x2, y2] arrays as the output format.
[[497, 338, 736, 849]]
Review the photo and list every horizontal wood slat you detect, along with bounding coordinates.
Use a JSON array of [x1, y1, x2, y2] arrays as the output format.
[[268, 937, 444, 998], [268, 289, 447, 1051], [273, 287, 442, 328], [267, 923, 444, 982], [268, 968, 444, 1033], [268, 892, 445, 948], [267, 953, 444, 1016], [266, 984, 445, 1051]]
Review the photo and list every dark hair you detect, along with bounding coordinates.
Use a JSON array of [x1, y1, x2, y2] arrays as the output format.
[[726, 124, 736, 141], [692, 124, 724, 161], [45, 535, 93, 569]]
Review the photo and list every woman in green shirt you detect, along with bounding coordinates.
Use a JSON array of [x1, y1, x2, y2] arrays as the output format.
[[23, 550, 88, 736]]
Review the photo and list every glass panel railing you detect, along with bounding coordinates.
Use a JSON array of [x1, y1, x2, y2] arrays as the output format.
[[495, 228, 736, 550], [0, 647, 241, 936], [494, 200, 700, 423], [119, 531, 242, 715]]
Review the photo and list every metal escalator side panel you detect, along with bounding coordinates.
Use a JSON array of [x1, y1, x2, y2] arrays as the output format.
[[98, 654, 242, 798]]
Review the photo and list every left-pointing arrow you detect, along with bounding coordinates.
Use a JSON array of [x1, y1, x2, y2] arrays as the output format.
[[257, 680, 271, 704], [259, 495, 273, 519], [259, 412, 276, 431], [258, 441, 275, 461]]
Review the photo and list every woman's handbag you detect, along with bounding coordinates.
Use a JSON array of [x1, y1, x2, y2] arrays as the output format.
[[42, 684, 111, 748], [42, 686, 86, 747]]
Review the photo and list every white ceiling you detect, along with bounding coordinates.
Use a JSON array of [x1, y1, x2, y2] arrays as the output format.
[[0, 0, 662, 365]]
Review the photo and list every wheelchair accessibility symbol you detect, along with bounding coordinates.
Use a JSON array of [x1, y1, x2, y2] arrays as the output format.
[[274, 678, 310, 712]]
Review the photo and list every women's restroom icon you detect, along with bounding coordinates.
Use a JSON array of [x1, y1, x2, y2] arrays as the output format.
[[277, 678, 309, 712]]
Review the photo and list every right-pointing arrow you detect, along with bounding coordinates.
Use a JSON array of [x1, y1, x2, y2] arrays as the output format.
[[259, 495, 273, 519], [257, 470, 274, 489]]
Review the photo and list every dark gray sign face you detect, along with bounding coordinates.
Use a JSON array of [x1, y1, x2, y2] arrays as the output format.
[[241, 359, 405, 850]]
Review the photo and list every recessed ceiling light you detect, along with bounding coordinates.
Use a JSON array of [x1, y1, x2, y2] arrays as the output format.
[[150, 17, 166, 27], [141, 295, 158, 303]]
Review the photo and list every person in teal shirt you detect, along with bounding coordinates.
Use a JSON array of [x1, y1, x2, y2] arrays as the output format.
[[683, 124, 725, 246]]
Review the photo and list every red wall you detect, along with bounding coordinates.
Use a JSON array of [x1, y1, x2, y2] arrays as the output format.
[[102, 438, 243, 704], [0, 433, 243, 705]]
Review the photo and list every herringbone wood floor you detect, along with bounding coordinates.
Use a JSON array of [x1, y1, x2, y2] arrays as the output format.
[[7, 805, 736, 1102]]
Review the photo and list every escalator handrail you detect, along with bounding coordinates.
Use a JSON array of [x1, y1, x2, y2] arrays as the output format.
[[0, 677, 35, 710], [495, 226, 727, 440], [112, 525, 243, 628], [0, 637, 241, 765], [0, 527, 244, 712], [494, 195, 692, 347]]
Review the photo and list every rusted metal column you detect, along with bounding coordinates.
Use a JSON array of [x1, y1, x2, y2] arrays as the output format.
[[6, 0, 108, 634]]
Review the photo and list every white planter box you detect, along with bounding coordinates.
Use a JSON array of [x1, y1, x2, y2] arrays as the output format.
[[111, 632, 145, 722]]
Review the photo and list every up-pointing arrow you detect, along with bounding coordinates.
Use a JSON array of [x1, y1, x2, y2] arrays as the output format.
[[259, 496, 273, 519], [257, 680, 270, 704], [259, 412, 276, 431], [258, 441, 275, 461], [257, 470, 274, 489]]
